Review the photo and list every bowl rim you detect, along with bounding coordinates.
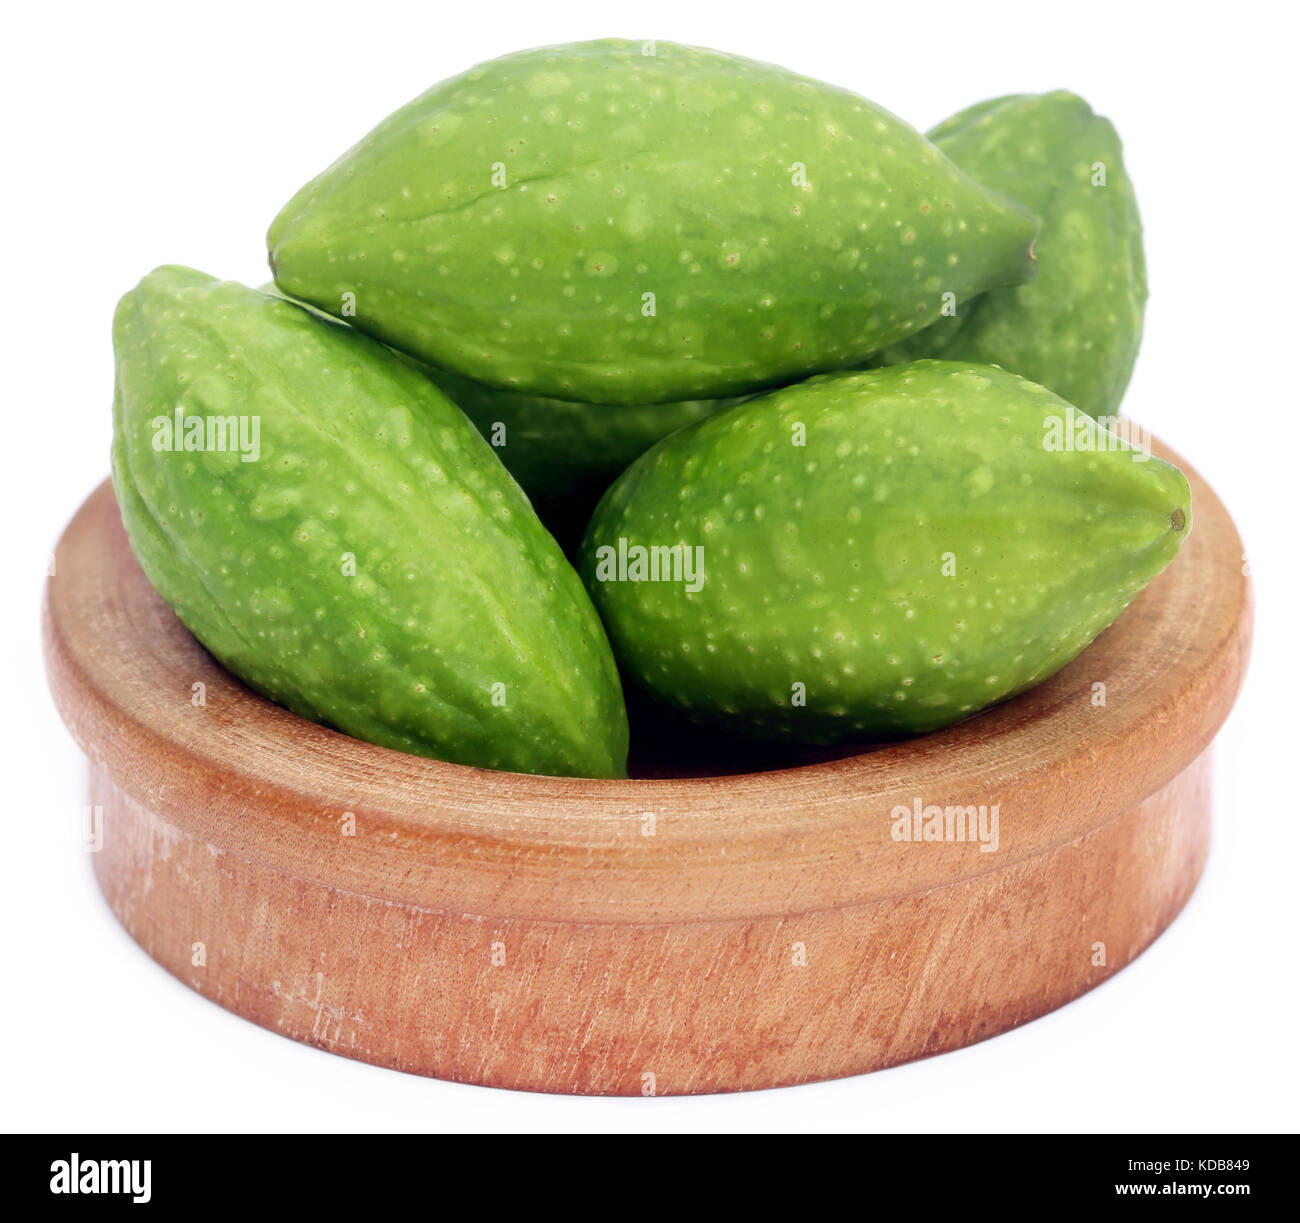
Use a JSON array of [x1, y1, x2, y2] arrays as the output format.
[[44, 437, 1251, 922]]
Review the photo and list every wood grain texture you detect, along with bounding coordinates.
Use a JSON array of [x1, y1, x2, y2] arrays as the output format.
[[43, 436, 1252, 1094]]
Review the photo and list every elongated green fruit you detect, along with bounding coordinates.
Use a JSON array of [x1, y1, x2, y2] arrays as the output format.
[[423, 366, 735, 549], [112, 266, 628, 777], [874, 92, 1146, 418], [424, 367, 724, 508], [268, 39, 1040, 404], [581, 361, 1190, 741]]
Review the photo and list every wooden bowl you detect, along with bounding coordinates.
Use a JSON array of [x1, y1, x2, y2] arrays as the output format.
[[43, 438, 1251, 1095]]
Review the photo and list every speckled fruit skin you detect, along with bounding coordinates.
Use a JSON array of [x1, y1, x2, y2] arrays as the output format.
[[111, 266, 628, 778], [422, 365, 735, 551], [258, 280, 734, 551], [267, 39, 1040, 405], [581, 361, 1190, 741], [874, 92, 1146, 419]]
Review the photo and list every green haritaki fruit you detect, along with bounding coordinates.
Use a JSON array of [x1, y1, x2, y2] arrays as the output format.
[[267, 38, 1040, 405], [581, 361, 1190, 741], [111, 266, 628, 778], [421, 366, 738, 551], [873, 91, 1146, 419]]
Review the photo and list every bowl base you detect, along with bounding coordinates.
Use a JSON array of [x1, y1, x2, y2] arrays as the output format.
[[89, 752, 1210, 1094]]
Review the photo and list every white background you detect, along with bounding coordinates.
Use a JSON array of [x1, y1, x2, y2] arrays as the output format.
[[3, 0, 1296, 1133]]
